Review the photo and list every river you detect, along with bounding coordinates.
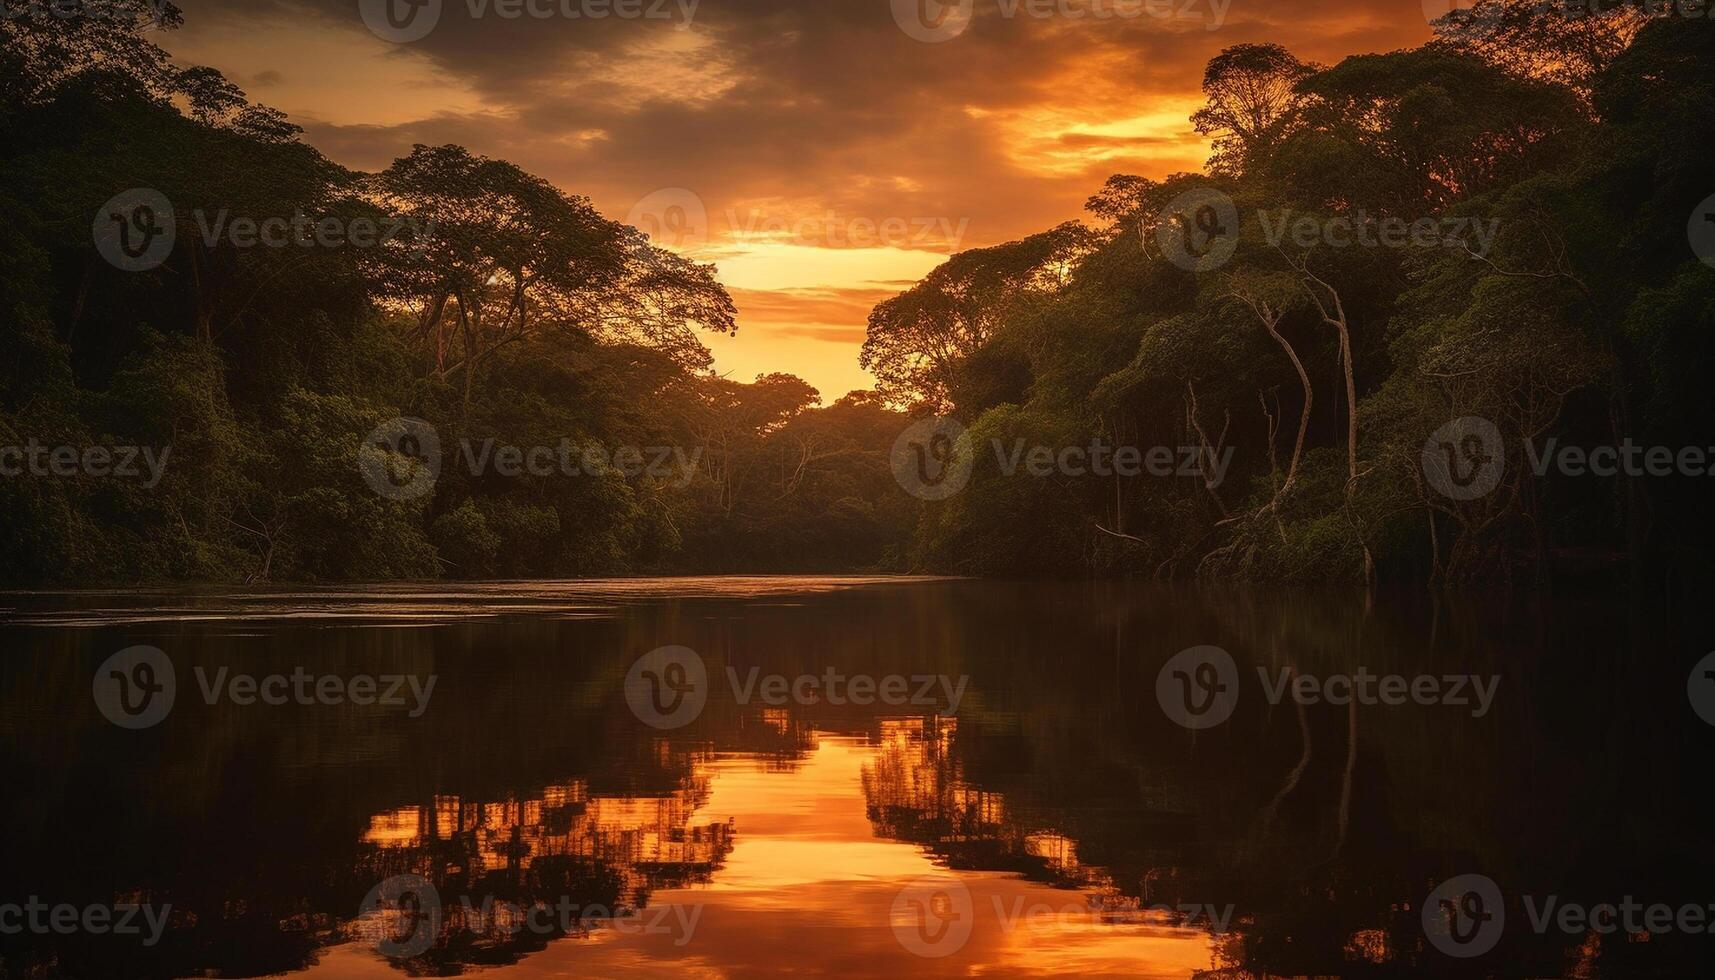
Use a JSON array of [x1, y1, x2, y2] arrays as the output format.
[[1, 577, 1710, 977]]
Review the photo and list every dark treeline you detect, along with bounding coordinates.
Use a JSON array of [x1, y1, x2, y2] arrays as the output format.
[[2, 2, 1712, 588], [866, 2, 1715, 587], [0, 2, 916, 584]]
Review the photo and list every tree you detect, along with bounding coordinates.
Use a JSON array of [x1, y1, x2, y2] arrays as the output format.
[[860, 222, 1092, 411], [1273, 48, 1585, 212], [0, 0, 183, 110], [1221, 271, 1314, 508], [371, 145, 736, 419], [1191, 43, 1315, 177], [682, 373, 821, 518], [547, 232, 735, 372], [370, 144, 631, 418], [1429, 0, 1650, 94]]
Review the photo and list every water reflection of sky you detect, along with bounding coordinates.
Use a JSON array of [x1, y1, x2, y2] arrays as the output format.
[[312, 733, 1217, 978], [10, 578, 1693, 976]]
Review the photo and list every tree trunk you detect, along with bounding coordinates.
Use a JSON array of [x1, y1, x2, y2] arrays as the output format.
[[1262, 317, 1312, 499]]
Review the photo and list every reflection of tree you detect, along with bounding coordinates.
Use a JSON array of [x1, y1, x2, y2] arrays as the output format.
[[863, 718, 1112, 893], [8, 581, 1712, 977], [850, 582, 1715, 977], [716, 706, 820, 770], [859, 706, 1412, 976], [350, 777, 734, 972]]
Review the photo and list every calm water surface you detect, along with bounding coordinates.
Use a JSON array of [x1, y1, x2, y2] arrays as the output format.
[[1, 577, 1711, 978]]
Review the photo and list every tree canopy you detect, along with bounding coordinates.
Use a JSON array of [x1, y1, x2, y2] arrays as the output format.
[[2, 6, 1711, 589]]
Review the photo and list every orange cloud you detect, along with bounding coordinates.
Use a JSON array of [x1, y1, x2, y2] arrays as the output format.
[[162, 0, 1436, 396]]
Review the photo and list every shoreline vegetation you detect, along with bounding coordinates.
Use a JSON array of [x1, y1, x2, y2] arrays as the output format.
[[2, 2, 1712, 590]]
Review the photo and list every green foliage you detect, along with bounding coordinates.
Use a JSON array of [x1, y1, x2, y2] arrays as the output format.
[[4, 8, 1711, 588], [430, 501, 501, 578], [911, 404, 1093, 575], [0, 6, 915, 585], [867, 20, 1715, 586]]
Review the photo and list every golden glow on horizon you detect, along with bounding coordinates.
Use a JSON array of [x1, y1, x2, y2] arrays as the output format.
[[708, 242, 948, 292]]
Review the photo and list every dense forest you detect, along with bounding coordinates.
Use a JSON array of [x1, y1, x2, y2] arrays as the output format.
[[2, 1, 1712, 587]]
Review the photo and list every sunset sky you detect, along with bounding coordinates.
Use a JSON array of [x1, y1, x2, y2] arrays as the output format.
[[163, 0, 1437, 399]]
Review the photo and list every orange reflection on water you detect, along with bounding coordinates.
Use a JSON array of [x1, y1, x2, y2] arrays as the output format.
[[314, 727, 1219, 977]]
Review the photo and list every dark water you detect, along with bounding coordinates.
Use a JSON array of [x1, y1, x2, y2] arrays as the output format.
[[1, 577, 1712, 978]]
